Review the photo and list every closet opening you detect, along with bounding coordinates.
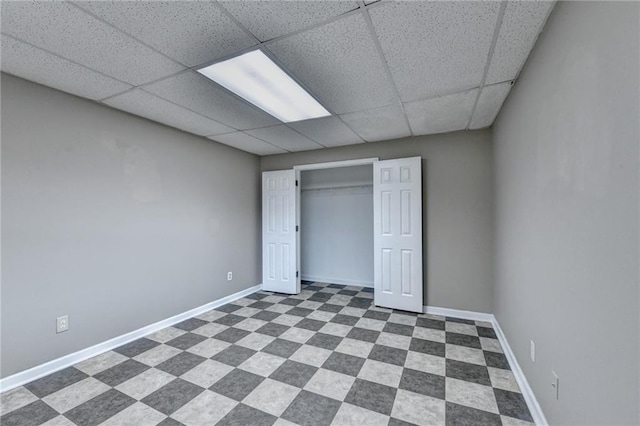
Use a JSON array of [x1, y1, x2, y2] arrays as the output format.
[[263, 156, 423, 312], [298, 164, 374, 289]]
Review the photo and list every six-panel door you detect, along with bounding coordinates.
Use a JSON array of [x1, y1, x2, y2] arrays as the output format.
[[373, 157, 423, 312], [262, 170, 298, 294]]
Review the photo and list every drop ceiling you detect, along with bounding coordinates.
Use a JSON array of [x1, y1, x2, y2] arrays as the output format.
[[0, 0, 555, 156]]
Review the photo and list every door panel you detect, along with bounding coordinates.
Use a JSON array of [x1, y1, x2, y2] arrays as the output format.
[[373, 157, 423, 312], [262, 170, 298, 294]]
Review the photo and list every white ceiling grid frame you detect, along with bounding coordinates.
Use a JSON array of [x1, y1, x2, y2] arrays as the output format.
[[485, 1, 556, 85], [0, 1, 185, 86], [0, 0, 557, 155], [213, 0, 410, 148], [0, 34, 132, 101], [358, 1, 414, 137], [340, 104, 412, 142], [218, 1, 359, 43], [288, 116, 365, 147], [405, 89, 478, 136], [464, 1, 508, 130], [208, 132, 287, 156], [246, 125, 324, 152], [143, 71, 280, 131], [265, 12, 398, 115], [368, 1, 501, 102], [469, 82, 512, 130], [73, 1, 257, 68], [104, 90, 236, 137]]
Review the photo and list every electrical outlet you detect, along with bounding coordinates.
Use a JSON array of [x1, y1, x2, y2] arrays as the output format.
[[530, 340, 535, 363], [552, 371, 560, 400], [227, 271, 232, 281], [56, 315, 69, 333]]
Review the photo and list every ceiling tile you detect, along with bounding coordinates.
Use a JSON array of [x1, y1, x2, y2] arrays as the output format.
[[209, 132, 287, 156], [1, 35, 131, 101], [340, 105, 411, 142], [267, 13, 397, 114], [369, 1, 500, 102], [0, 1, 184, 85], [486, 1, 555, 85], [405, 89, 478, 136], [104, 90, 234, 137], [219, 1, 358, 42], [144, 72, 279, 131], [74, 1, 256, 67], [246, 125, 323, 152], [470, 82, 511, 130], [288, 116, 364, 147]]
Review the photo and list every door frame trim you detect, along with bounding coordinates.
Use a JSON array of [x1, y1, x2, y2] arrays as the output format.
[[293, 157, 379, 292], [292, 157, 379, 172]]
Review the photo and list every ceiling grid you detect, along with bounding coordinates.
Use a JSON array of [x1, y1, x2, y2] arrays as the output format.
[[0, 0, 556, 155], [466, 1, 509, 130]]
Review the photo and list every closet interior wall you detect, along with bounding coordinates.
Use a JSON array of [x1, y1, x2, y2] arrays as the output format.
[[300, 165, 374, 287]]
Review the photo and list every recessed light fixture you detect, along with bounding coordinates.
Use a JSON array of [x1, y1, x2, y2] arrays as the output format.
[[197, 50, 331, 123]]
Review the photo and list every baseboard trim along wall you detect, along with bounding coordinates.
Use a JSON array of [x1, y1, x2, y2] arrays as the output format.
[[424, 305, 548, 426], [0, 289, 547, 426], [492, 318, 549, 426], [423, 305, 495, 323], [301, 275, 374, 288], [0, 284, 263, 393]]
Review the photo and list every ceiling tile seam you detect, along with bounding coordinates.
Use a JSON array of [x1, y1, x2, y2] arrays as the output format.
[[465, 0, 508, 130], [207, 2, 363, 56], [280, 123, 328, 150], [97, 68, 195, 102], [243, 122, 324, 150], [359, 6, 414, 137], [129, 89, 240, 134], [400, 84, 489, 108], [94, 94, 228, 141], [206, 132, 291, 153], [95, 89, 280, 153], [210, 1, 262, 44], [67, 1, 190, 69], [0, 32, 134, 89], [241, 131, 294, 153], [401, 83, 486, 106], [261, 5, 364, 48], [184, 9, 363, 72], [509, 2, 557, 87], [333, 114, 367, 145]]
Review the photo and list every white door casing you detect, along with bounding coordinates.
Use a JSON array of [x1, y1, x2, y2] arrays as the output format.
[[262, 170, 299, 294], [373, 157, 423, 312]]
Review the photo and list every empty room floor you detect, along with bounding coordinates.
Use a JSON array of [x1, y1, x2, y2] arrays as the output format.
[[1, 282, 532, 426]]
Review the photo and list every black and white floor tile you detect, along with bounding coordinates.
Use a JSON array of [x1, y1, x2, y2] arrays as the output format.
[[1, 282, 533, 426]]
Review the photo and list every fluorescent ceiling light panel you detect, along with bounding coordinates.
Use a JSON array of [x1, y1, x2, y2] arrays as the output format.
[[198, 50, 330, 123]]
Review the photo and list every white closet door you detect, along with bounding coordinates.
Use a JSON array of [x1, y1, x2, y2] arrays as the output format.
[[373, 157, 423, 312], [262, 170, 299, 294]]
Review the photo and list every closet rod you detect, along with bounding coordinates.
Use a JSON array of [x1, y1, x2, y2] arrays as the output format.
[[301, 183, 373, 192]]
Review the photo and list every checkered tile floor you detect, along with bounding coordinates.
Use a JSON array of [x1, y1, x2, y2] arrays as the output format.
[[1, 282, 533, 426]]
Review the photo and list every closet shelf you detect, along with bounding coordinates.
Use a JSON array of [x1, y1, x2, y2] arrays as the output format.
[[301, 183, 373, 192]]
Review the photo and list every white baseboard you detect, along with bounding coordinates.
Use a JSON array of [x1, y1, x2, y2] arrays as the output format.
[[1, 287, 547, 426], [301, 275, 374, 288], [492, 319, 548, 426], [423, 305, 495, 323], [0, 284, 262, 393], [424, 305, 547, 425]]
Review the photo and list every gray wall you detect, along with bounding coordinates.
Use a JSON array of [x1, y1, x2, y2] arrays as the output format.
[[1, 74, 262, 377], [261, 130, 495, 312], [300, 166, 373, 286], [493, 2, 639, 424]]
